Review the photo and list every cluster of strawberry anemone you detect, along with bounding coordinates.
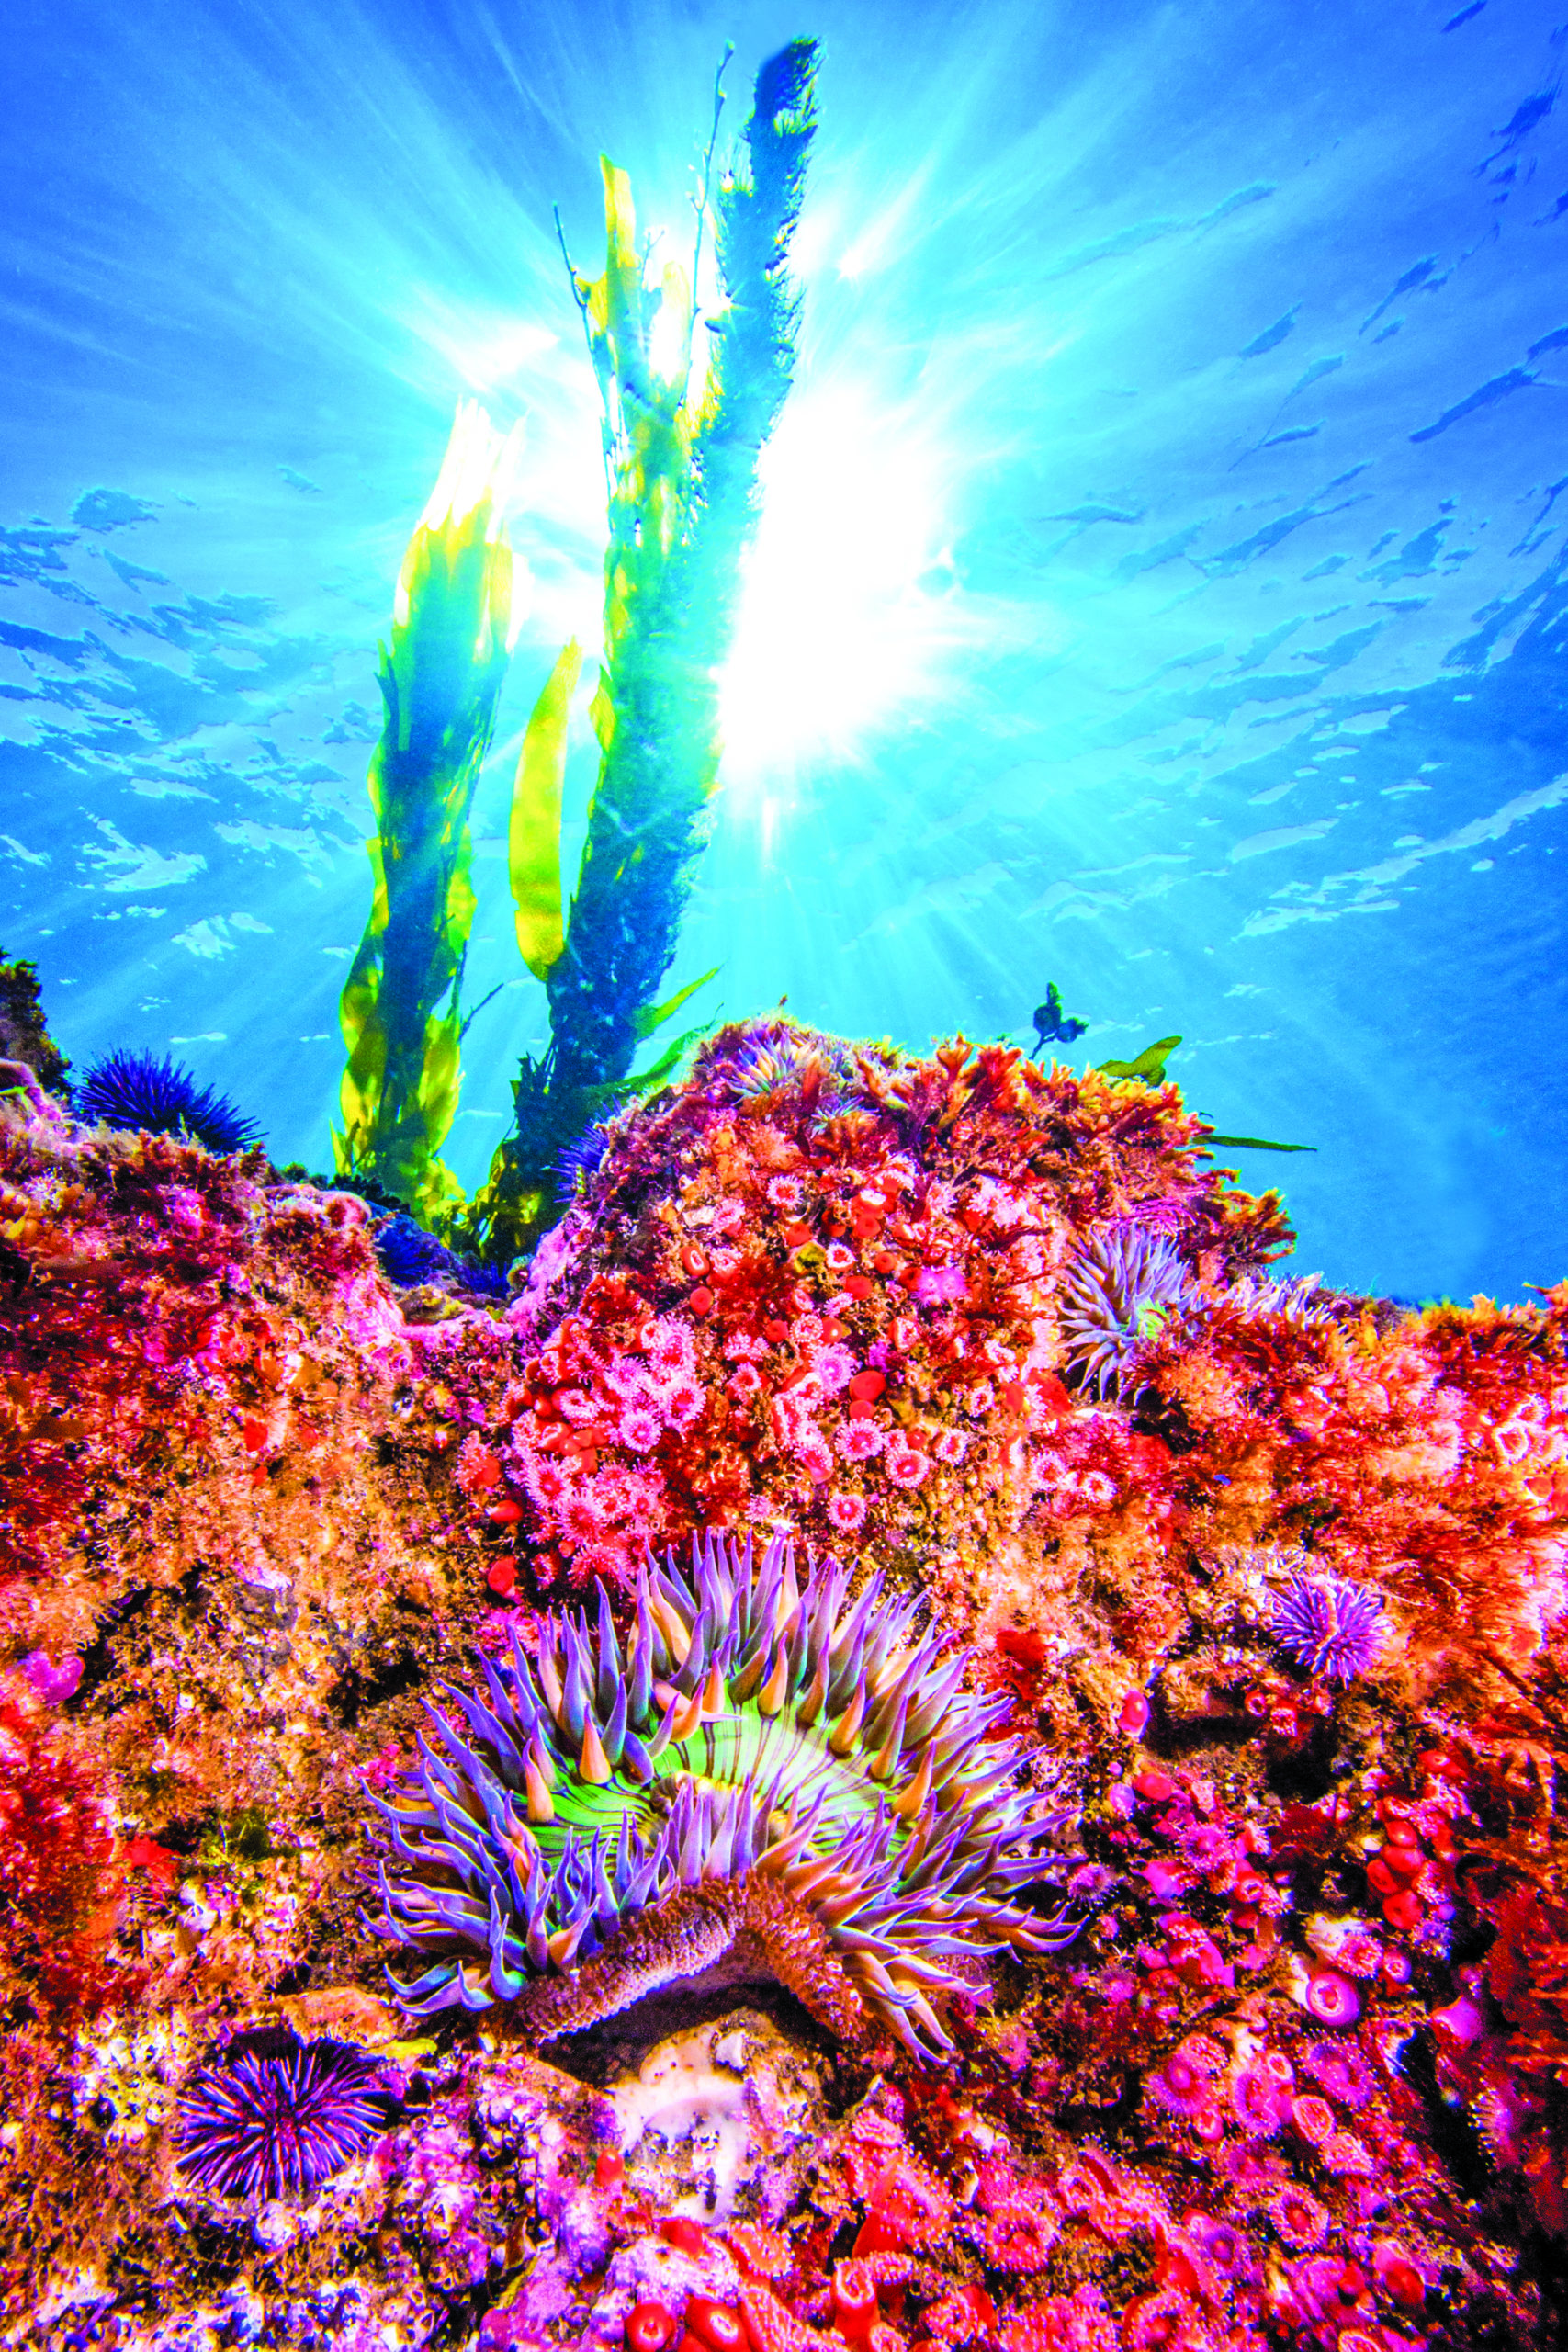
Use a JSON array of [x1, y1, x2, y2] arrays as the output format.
[[365, 1534, 1081, 2058]]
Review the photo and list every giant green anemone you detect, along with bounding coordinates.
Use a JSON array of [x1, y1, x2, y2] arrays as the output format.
[[365, 1535, 1081, 2058]]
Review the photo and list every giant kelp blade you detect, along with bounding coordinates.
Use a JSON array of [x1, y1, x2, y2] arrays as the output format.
[[623, 1018, 709, 1097], [632, 965, 719, 1044], [1098, 1035, 1182, 1084], [481, 51, 819, 1258], [512, 639, 582, 980], [1206, 1132, 1317, 1153], [332, 400, 518, 1220]]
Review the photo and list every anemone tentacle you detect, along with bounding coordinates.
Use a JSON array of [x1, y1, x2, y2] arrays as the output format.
[[1058, 1222, 1190, 1398], [364, 1533, 1081, 2058]]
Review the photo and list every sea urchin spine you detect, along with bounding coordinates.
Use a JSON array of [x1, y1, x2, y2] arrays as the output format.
[[175, 2032, 390, 2203], [365, 1535, 1080, 2059], [74, 1048, 261, 1156]]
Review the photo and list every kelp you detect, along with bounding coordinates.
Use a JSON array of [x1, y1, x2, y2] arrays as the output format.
[[510, 639, 583, 982], [1098, 1035, 1183, 1086], [333, 403, 521, 1227], [330, 50, 818, 1262], [1095, 1034, 1314, 1153], [466, 40, 820, 1262]]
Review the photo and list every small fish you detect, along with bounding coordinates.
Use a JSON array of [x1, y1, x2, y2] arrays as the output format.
[[1032, 982, 1088, 1049]]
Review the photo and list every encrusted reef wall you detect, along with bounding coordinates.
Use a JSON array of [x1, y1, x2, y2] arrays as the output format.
[[3, 1020, 1567, 2350]]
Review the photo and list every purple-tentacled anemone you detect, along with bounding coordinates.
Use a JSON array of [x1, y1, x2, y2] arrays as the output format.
[[1268, 1567, 1389, 1685], [364, 1535, 1082, 2060], [1057, 1223, 1190, 1399]]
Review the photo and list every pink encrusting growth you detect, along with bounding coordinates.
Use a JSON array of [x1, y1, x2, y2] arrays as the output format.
[[3, 1010, 1568, 2343]]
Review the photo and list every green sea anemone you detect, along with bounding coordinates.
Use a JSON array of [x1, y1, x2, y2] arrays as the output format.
[[365, 1536, 1080, 2059], [1058, 1222, 1190, 1397]]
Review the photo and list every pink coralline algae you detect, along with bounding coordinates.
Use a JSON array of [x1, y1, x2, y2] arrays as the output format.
[[1, 1018, 1568, 2348]]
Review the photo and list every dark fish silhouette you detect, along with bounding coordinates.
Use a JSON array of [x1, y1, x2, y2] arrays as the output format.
[[1032, 982, 1087, 1050]]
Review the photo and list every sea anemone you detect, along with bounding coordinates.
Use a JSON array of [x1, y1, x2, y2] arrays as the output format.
[[1301, 2040, 1373, 2107], [1290, 2092, 1336, 2145], [74, 1048, 261, 1155], [704, 1017, 853, 1112], [721, 1020, 816, 1102], [618, 1407, 662, 1453], [1267, 1570, 1388, 1684], [1232, 2064, 1290, 2134], [1225, 1270, 1336, 1324], [365, 1534, 1081, 2060], [175, 2031, 390, 2202], [1057, 1224, 1189, 1398], [1302, 1967, 1361, 2027], [987, 2205, 1058, 2272], [1146, 2042, 1218, 2121], [1269, 2188, 1329, 2251], [838, 1419, 885, 1463], [1188, 2217, 1251, 2278]]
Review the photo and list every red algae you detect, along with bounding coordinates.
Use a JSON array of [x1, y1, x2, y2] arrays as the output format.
[[1, 1017, 1567, 2346]]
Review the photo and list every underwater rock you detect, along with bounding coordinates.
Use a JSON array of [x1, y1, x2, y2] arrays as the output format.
[[3, 1023, 1568, 2346], [0, 946, 70, 1093], [604, 2007, 826, 2225]]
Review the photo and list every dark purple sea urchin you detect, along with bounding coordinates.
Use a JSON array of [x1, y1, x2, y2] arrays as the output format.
[[175, 2032, 390, 2202], [365, 1535, 1081, 2060], [74, 1048, 262, 1156]]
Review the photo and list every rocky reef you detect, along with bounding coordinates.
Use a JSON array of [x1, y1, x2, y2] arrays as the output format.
[[3, 1016, 1567, 2348]]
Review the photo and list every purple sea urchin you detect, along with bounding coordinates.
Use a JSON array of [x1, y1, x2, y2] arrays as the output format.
[[74, 1048, 261, 1155], [374, 1211, 511, 1299], [1268, 1569, 1389, 1684], [365, 1535, 1080, 2059], [1057, 1223, 1189, 1397], [555, 1121, 612, 1199], [175, 2032, 390, 2202]]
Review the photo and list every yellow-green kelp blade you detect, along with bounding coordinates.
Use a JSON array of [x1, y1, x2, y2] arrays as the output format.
[[1206, 1133, 1317, 1153], [511, 639, 582, 979], [1099, 1035, 1182, 1084], [633, 966, 719, 1043]]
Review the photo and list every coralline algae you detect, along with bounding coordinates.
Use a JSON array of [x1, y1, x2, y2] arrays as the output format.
[[2, 1019, 1568, 2348]]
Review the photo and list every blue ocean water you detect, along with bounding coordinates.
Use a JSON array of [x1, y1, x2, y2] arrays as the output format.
[[2, 0, 1563, 1305]]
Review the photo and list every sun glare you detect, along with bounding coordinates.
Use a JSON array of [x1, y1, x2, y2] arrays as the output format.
[[717, 377, 963, 789]]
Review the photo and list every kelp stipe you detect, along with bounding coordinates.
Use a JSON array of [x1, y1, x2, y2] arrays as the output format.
[[333, 401, 521, 1227], [468, 42, 820, 1262]]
